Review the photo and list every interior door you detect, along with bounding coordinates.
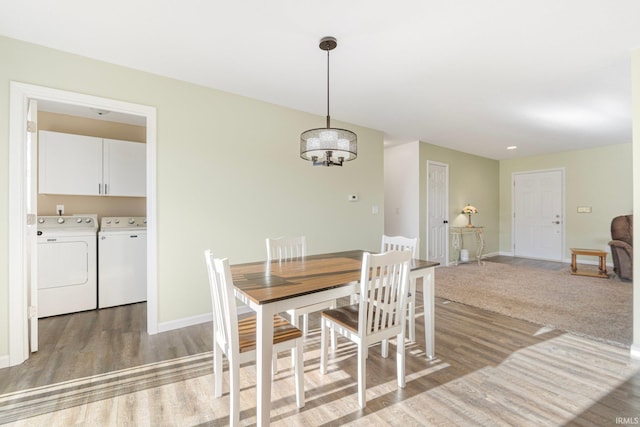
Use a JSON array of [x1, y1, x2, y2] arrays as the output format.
[[513, 169, 564, 260], [427, 161, 448, 265], [27, 99, 38, 352]]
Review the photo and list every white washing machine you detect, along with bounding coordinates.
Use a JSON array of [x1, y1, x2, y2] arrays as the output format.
[[37, 214, 98, 318], [98, 217, 147, 308]]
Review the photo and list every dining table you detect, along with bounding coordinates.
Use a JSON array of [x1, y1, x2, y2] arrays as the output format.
[[230, 249, 439, 426]]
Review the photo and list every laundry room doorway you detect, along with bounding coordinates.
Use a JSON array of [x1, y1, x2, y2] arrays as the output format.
[[8, 82, 158, 367]]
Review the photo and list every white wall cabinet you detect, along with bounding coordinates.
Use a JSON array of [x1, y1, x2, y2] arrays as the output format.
[[39, 130, 146, 197], [103, 138, 146, 197]]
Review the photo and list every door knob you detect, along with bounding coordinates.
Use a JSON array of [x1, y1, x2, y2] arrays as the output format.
[[552, 221, 560, 224]]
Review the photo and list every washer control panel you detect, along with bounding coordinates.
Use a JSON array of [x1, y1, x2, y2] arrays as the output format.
[[37, 214, 98, 230], [101, 217, 147, 230]]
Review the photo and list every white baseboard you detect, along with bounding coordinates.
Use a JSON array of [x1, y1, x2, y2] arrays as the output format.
[[631, 344, 640, 361], [492, 251, 614, 268], [158, 312, 212, 333], [157, 305, 254, 333], [0, 354, 10, 369]]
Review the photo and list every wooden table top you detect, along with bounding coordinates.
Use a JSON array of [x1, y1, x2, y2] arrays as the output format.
[[570, 248, 608, 256], [231, 250, 439, 305]]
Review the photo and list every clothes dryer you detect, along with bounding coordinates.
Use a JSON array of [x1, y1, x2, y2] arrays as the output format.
[[37, 215, 98, 317], [98, 217, 147, 308]]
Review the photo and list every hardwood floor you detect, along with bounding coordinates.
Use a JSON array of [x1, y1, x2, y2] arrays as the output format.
[[1, 257, 638, 426]]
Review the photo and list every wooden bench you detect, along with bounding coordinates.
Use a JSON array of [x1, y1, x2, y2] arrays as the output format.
[[570, 248, 608, 278]]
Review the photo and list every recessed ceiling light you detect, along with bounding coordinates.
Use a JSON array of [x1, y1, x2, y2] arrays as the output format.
[[507, 146, 517, 150], [89, 107, 111, 116]]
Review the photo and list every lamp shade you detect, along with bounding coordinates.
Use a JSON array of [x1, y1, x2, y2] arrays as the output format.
[[300, 127, 357, 166], [461, 204, 478, 214]]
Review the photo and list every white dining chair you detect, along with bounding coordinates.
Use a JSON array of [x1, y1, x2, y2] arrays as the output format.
[[204, 250, 304, 426], [381, 235, 419, 343], [320, 249, 412, 408], [266, 237, 337, 345]]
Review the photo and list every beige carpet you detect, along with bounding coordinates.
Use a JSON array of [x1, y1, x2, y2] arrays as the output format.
[[435, 261, 633, 347]]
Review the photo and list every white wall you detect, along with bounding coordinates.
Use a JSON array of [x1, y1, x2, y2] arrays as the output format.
[[384, 141, 420, 238], [632, 48, 640, 359]]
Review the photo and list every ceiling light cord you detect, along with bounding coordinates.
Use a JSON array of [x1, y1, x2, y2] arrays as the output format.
[[326, 48, 331, 129]]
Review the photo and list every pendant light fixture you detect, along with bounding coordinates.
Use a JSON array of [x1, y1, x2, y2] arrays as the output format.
[[300, 36, 357, 167]]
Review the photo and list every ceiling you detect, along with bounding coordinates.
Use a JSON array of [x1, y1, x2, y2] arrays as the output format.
[[2, 1, 640, 160]]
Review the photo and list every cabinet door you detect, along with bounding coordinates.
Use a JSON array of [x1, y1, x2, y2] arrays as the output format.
[[103, 138, 146, 197], [38, 130, 103, 195]]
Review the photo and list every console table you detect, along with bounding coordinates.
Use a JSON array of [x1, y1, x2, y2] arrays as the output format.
[[450, 226, 485, 266]]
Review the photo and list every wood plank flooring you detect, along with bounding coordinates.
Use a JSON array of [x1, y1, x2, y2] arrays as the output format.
[[1, 257, 638, 426]]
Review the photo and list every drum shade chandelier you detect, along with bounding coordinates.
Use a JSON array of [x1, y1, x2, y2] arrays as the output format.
[[300, 36, 357, 167]]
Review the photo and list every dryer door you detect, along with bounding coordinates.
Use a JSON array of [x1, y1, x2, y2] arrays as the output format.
[[37, 236, 97, 318]]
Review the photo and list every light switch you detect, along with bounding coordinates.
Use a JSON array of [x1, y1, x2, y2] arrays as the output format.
[[577, 206, 592, 213]]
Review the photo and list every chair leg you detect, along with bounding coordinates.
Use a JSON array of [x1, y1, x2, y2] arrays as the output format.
[[294, 339, 305, 408], [303, 313, 309, 335], [273, 353, 278, 377], [229, 355, 240, 427], [397, 332, 406, 389], [330, 301, 337, 351], [290, 312, 301, 369], [358, 340, 367, 408], [320, 317, 328, 375], [381, 339, 389, 358], [408, 278, 416, 343], [407, 300, 416, 343], [214, 342, 223, 397]]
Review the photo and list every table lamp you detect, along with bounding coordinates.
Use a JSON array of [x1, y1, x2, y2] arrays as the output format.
[[461, 204, 478, 227]]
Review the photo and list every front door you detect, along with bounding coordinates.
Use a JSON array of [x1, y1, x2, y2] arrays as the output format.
[[513, 169, 564, 260]]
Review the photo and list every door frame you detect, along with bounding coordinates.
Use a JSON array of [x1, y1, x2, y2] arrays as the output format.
[[511, 168, 565, 261], [8, 82, 158, 366], [426, 160, 449, 266]]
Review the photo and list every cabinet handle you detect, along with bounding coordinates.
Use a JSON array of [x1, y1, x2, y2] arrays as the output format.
[[105, 184, 108, 195], [98, 183, 101, 195]]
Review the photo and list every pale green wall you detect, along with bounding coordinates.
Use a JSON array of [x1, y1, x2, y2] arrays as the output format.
[[499, 144, 632, 260], [0, 37, 384, 358], [418, 142, 500, 262]]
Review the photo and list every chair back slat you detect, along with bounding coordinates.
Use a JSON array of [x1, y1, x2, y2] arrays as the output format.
[[359, 250, 411, 336], [205, 250, 239, 356], [381, 235, 418, 258], [266, 236, 307, 261]]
